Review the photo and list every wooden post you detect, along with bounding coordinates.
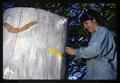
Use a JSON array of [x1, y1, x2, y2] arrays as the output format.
[[3, 7, 67, 79]]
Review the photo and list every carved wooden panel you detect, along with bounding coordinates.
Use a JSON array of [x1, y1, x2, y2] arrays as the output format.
[[3, 7, 67, 79]]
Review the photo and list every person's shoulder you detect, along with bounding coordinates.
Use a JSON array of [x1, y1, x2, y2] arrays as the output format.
[[99, 26, 115, 37], [99, 26, 110, 33]]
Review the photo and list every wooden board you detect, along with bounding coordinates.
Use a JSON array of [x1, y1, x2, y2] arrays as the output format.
[[3, 7, 67, 79]]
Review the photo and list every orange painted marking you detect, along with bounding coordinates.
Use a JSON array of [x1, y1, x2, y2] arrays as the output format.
[[4, 21, 38, 33]]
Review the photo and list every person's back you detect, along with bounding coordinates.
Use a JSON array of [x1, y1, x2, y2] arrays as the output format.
[[66, 9, 117, 80], [84, 26, 117, 80]]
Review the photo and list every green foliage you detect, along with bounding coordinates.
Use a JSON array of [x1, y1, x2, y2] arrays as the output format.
[[45, 2, 116, 30], [45, 3, 116, 46]]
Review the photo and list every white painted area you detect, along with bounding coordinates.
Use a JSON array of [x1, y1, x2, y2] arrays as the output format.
[[3, 7, 67, 79]]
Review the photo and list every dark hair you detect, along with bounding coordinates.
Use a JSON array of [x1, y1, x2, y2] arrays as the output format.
[[80, 9, 106, 26], [80, 9, 116, 38]]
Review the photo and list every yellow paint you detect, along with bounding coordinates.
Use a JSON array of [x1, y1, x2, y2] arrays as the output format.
[[48, 47, 62, 57]]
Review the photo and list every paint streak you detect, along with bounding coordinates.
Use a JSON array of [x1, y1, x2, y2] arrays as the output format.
[[48, 47, 62, 57], [3, 21, 38, 33]]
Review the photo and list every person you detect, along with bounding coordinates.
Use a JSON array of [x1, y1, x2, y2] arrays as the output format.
[[65, 9, 117, 80]]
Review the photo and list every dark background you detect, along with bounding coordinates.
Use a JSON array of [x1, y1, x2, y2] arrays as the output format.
[[2, 0, 119, 81]]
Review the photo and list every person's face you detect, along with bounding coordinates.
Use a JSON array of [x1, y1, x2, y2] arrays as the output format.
[[83, 19, 97, 32]]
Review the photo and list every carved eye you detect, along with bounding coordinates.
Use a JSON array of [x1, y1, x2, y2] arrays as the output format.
[[4, 21, 38, 33]]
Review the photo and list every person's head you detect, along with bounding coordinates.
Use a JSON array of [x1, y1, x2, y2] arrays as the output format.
[[80, 9, 105, 32]]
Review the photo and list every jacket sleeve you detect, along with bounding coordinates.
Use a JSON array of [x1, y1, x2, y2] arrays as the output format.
[[74, 28, 108, 59]]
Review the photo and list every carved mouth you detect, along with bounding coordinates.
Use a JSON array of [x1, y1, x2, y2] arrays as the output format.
[[3, 21, 38, 33]]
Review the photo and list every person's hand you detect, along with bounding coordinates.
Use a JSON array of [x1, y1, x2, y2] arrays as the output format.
[[65, 47, 75, 56]]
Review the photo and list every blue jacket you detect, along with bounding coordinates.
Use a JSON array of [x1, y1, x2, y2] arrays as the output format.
[[74, 26, 117, 80]]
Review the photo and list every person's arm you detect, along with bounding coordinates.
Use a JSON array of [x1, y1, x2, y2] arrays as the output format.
[[74, 28, 108, 59]]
